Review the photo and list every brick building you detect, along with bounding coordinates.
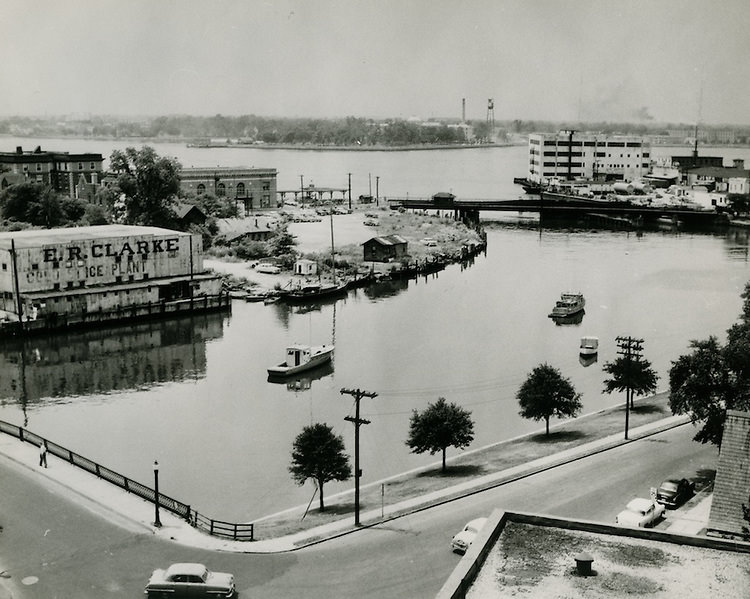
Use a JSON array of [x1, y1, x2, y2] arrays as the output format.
[[0, 145, 104, 199], [180, 167, 277, 216], [707, 410, 750, 539]]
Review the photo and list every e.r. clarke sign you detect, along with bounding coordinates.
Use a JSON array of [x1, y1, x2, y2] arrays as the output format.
[[42, 238, 180, 263]]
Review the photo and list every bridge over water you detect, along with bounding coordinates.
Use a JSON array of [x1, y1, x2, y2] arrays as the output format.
[[387, 193, 729, 228]]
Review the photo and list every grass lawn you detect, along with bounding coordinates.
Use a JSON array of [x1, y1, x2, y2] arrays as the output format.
[[252, 392, 678, 541]]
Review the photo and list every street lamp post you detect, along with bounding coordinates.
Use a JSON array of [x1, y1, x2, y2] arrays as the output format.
[[153, 460, 162, 528]]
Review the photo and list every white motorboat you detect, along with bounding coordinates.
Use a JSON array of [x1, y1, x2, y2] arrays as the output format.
[[580, 336, 599, 356], [267, 344, 334, 377], [548, 293, 585, 318]]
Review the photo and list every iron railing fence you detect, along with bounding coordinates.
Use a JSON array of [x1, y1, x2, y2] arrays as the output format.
[[0, 419, 253, 541]]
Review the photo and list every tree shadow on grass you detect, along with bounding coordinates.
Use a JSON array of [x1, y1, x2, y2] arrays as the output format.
[[630, 403, 667, 415], [529, 430, 589, 444], [415, 464, 485, 478], [307, 502, 356, 518]]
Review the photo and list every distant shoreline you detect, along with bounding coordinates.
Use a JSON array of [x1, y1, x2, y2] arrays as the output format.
[[185, 142, 519, 152]]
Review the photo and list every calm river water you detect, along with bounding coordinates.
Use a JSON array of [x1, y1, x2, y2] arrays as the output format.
[[1, 137, 750, 521]]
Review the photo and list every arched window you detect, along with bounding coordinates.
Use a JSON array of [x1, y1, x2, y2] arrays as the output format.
[[217, 183, 226, 197], [197, 183, 205, 195], [236, 182, 246, 197]]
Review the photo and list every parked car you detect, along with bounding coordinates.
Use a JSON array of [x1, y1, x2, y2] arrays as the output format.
[[255, 262, 281, 274], [656, 478, 695, 508], [615, 498, 665, 528], [450, 517, 488, 554], [144, 563, 235, 598]]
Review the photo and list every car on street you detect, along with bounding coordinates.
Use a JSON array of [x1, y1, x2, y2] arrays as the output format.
[[615, 497, 665, 528], [451, 517, 488, 554], [144, 563, 235, 598], [656, 478, 694, 508]]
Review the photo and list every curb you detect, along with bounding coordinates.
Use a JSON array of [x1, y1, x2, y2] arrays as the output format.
[[284, 416, 691, 549]]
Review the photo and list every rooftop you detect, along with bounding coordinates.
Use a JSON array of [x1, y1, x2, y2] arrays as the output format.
[[0, 225, 187, 249], [439, 512, 750, 598]]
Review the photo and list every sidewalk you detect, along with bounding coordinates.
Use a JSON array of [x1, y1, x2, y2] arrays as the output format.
[[0, 411, 692, 554]]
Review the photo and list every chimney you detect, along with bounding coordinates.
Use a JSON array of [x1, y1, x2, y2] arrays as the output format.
[[16, 146, 22, 154]]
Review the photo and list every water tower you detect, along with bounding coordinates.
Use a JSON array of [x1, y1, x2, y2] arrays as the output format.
[[486, 99, 495, 128]]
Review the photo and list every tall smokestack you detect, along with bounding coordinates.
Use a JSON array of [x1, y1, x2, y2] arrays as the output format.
[[462, 98, 465, 123]]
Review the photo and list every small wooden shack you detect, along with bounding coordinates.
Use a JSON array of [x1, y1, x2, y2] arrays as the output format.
[[294, 258, 318, 276], [363, 234, 408, 263]]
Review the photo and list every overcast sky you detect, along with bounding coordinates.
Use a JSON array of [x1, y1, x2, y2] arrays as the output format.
[[3, 0, 749, 125]]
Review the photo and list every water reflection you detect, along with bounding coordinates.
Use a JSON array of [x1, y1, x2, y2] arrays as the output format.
[[579, 354, 598, 368], [0, 313, 226, 407], [724, 229, 750, 262], [360, 278, 409, 301], [267, 361, 335, 391]]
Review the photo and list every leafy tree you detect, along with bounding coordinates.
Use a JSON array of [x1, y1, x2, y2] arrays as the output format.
[[406, 397, 474, 472], [517, 363, 582, 436], [669, 283, 750, 446], [109, 146, 181, 227], [669, 336, 742, 446], [602, 354, 659, 408], [268, 223, 298, 267], [81, 204, 110, 226], [289, 423, 351, 511], [0, 182, 65, 227], [186, 191, 239, 219]]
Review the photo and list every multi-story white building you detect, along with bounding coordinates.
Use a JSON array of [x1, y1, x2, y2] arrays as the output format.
[[526, 132, 651, 184]]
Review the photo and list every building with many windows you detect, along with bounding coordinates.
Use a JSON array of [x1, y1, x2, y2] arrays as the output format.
[[180, 167, 278, 215], [0, 145, 104, 198], [525, 132, 651, 184]]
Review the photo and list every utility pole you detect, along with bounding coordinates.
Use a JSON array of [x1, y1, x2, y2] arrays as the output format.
[[348, 172, 352, 211], [340, 387, 377, 526], [616, 336, 644, 440], [376, 176, 379, 206]]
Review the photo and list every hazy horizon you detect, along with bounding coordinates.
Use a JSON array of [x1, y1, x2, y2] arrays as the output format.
[[4, 0, 750, 125]]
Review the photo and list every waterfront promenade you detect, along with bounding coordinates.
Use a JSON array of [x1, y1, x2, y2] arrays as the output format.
[[0, 392, 700, 557]]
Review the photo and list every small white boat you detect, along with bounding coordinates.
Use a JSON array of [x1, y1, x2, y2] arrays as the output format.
[[267, 344, 334, 377], [580, 336, 599, 356], [548, 293, 585, 318]]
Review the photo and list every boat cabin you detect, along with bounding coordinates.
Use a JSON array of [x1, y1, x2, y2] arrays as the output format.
[[286, 345, 314, 366]]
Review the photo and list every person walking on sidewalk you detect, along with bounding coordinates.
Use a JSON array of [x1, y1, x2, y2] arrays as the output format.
[[39, 441, 48, 468]]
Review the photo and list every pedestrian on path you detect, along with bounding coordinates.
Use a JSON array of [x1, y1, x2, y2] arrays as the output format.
[[39, 441, 48, 468]]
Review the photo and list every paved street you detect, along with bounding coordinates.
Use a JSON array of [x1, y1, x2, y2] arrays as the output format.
[[0, 423, 717, 599]]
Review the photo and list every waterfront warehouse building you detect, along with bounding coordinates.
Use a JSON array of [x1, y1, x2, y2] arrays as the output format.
[[0, 225, 225, 330], [0, 146, 104, 198], [180, 167, 278, 215], [526, 132, 651, 184]]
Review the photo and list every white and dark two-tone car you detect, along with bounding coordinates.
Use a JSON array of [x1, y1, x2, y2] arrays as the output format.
[[144, 563, 235, 598], [615, 498, 665, 528]]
